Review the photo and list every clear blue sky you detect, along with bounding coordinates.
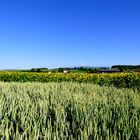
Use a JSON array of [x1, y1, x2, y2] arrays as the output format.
[[0, 0, 140, 69]]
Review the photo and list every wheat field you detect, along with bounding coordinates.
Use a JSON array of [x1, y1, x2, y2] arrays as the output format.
[[0, 82, 140, 139]]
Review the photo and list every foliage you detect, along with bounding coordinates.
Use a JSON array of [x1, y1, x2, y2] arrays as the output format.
[[58, 68, 64, 73], [0, 82, 139, 139], [0, 72, 140, 89], [30, 68, 48, 72], [111, 65, 140, 72]]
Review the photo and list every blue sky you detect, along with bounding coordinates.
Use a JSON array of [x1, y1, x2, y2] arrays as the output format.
[[0, 0, 140, 69]]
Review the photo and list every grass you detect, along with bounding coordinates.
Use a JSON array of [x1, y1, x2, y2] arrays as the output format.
[[0, 82, 140, 139]]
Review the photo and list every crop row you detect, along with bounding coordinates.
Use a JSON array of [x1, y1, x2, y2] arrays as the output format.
[[0, 72, 140, 89]]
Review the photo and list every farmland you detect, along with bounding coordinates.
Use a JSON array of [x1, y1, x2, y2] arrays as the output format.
[[0, 82, 140, 139], [0, 72, 140, 139], [0, 72, 140, 89]]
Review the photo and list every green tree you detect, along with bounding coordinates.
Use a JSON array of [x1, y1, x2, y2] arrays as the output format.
[[58, 68, 64, 73]]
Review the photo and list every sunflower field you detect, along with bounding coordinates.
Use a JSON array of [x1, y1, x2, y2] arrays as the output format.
[[0, 72, 139, 89]]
